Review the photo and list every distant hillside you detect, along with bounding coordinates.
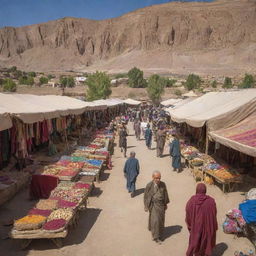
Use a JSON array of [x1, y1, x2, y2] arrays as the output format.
[[0, 0, 256, 76]]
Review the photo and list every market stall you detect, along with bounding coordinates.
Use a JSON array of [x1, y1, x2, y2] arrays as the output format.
[[11, 180, 92, 248]]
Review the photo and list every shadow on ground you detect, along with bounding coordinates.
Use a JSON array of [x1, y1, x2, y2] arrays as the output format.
[[100, 172, 110, 182], [90, 187, 103, 197], [212, 242, 228, 256], [163, 225, 183, 241], [134, 188, 145, 197]]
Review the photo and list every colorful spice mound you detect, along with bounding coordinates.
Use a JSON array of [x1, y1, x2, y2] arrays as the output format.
[[58, 169, 78, 177], [43, 219, 66, 231], [28, 208, 52, 217], [48, 209, 73, 221], [66, 162, 84, 169], [36, 199, 58, 210], [51, 188, 86, 203], [73, 182, 91, 190], [14, 215, 46, 230], [58, 199, 77, 208]]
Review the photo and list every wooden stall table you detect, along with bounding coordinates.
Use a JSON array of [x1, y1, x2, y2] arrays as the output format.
[[203, 169, 242, 193]]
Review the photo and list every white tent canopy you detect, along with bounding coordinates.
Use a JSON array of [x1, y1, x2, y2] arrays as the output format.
[[169, 89, 256, 131], [123, 98, 141, 105], [0, 107, 12, 132], [161, 98, 182, 107]]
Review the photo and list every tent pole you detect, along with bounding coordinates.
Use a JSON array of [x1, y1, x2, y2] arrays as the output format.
[[205, 126, 209, 154]]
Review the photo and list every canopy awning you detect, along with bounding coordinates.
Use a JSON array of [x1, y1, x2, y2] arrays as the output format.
[[161, 98, 182, 107], [123, 98, 141, 105], [209, 113, 256, 157], [169, 89, 256, 131]]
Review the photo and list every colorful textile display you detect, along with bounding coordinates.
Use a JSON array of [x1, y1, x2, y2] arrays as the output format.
[[30, 174, 59, 199]]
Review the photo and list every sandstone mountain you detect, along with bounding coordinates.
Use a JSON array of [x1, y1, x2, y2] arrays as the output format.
[[0, 0, 256, 76]]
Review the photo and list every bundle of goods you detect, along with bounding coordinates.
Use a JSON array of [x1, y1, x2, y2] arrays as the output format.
[[43, 219, 67, 231], [191, 158, 204, 167], [80, 168, 100, 177], [203, 163, 240, 181], [181, 146, 199, 159], [84, 159, 103, 168], [48, 209, 73, 222], [50, 188, 87, 203], [36, 199, 58, 211], [76, 146, 95, 154], [14, 215, 46, 231]]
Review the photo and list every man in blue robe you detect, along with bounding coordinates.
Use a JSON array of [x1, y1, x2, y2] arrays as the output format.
[[124, 151, 140, 197], [169, 134, 182, 172], [145, 123, 153, 149]]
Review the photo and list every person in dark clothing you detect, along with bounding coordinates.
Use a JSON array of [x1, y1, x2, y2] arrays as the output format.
[[145, 123, 153, 149], [123, 151, 140, 197], [169, 134, 182, 172], [144, 171, 170, 244], [119, 124, 128, 157], [185, 183, 218, 256]]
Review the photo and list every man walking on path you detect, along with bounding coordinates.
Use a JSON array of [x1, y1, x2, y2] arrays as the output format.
[[185, 183, 218, 256], [123, 151, 140, 198], [156, 126, 166, 157], [134, 119, 141, 140], [169, 133, 182, 172], [144, 171, 170, 244], [145, 123, 153, 149], [119, 123, 128, 157]]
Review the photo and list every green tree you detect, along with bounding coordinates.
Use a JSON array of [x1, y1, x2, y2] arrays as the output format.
[[0, 78, 4, 86], [114, 73, 128, 79], [3, 78, 17, 92], [147, 74, 165, 104], [59, 76, 75, 88], [174, 89, 182, 96], [165, 78, 177, 87], [211, 80, 217, 88], [223, 77, 233, 88], [239, 73, 255, 88], [86, 71, 112, 101], [39, 76, 49, 85], [185, 74, 202, 90], [127, 67, 147, 88], [28, 72, 36, 77], [19, 76, 34, 85], [47, 74, 55, 80]]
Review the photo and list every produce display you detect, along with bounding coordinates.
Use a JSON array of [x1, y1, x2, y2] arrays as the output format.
[[58, 199, 77, 209], [43, 219, 67, 231], [73, 182, 91, 190], [28, 208, 52, 217], [14, 215, 46, 231], [36, 199, 58, 210], [50, 188, 87, 203], [48, 209, 73, 221]]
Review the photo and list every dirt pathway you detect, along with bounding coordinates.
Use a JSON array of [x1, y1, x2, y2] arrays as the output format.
[[0, 122, 253, 256]]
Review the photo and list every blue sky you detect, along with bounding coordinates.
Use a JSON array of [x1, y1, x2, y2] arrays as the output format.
[[0, 0, 213, 28]]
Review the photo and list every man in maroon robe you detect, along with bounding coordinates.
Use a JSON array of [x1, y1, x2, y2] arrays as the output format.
[[185, 183, 218, 256]]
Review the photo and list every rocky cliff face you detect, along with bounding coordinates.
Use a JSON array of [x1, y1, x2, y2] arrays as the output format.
[[0, 0, 256, 75]]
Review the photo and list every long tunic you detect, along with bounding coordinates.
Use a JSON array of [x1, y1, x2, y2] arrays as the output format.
[[145, 128, 153, 147], [156, 130, 166, 156], [123, 157, 140, 192], [119, 129, 128, 148], [169, 138, 181, 169], [134, 122, 141, 138], [144, 181, 170, 239]]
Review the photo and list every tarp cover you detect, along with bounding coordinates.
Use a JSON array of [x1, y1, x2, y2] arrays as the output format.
[[0, 107, 12, 132], [161, 98, 182, 107], [209, 113, 256, 157], [123, 98, 141, 105], [166, 98, 196, 111], [169, 90, 256, 131]]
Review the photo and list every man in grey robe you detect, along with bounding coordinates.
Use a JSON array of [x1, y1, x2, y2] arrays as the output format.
[[156, 127, 166, 157], [123, 151, 140, 198], [144, 171, 170, 244]]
